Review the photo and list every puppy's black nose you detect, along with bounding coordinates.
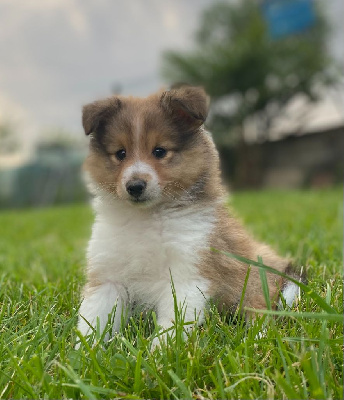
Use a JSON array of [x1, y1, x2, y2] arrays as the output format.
[[126, 179, 147, 199]]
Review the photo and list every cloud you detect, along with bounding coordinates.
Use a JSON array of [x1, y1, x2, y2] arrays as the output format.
[[0, 94, 38, 153], [0, 0, 342, 151], [0, 0, 206, 140]]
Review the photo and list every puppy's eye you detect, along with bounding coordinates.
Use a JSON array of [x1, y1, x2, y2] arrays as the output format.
[[152, 147, 167, 159], [115, 149, 126, 161]]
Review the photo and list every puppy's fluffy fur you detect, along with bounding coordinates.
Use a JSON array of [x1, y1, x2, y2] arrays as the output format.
[[78, 86, 300, 343]]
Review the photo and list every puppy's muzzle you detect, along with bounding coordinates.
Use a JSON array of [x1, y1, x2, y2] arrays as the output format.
[[126, 179, 147, 200]]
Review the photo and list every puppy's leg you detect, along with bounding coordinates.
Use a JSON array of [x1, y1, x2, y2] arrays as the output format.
[[77, 282, 128, 345], [152, 281, 207, 348]]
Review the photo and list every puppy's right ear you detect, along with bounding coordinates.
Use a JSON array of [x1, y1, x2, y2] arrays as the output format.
[[82, 97, 121, 135]]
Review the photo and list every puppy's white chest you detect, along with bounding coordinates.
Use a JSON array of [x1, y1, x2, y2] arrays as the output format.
[[87, 200, 215, 298]]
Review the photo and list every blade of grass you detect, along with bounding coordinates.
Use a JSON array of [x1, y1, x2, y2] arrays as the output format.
[[55, 362, 97, 400], [133, 350, 143, 394], [121, 337, 178, 400], [302, 352, 326, 400], [258, 256, 271, 310], [236, 265, 251, 318], [74, 330, 108, 386], [244, 308, 343, 322], [6, 349, 37, 398], [168, 369, 192, 400], [275, 374, 301, 399]]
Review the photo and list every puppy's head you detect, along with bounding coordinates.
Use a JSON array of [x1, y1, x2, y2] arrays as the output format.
[[82, 86, 219, 206]]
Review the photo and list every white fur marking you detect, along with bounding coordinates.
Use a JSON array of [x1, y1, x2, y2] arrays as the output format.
[[77, 282, 128, 342], [132, 114, 142, 159], [122, 161, 157, 182], [121, 161, 160, 198], [82, 195, 215, 342], [280, 282, 300, 308]]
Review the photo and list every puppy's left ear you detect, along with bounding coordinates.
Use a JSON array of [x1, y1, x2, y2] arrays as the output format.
[[160, 86, 209, 131]]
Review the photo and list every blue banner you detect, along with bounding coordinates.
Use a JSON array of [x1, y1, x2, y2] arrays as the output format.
[[262, 0, 316, 39]]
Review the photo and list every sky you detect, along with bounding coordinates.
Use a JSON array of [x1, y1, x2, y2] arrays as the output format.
[[0, 0, 343, 153]]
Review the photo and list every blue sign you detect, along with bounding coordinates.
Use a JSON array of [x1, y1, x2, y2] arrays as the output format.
[[262, 0, 316, 39]]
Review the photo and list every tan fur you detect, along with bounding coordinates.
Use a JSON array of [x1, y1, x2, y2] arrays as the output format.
[[82, 86, 293, 315], [200, 204, 287, 312], [83, 89, 220, 204]]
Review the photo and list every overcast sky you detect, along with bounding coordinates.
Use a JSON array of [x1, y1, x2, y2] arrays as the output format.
[[0, 0, 343, 152]]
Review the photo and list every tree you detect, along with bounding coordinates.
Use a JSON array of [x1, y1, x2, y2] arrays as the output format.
[[162, 0, 337, 142], [0, 121, 17, 154]]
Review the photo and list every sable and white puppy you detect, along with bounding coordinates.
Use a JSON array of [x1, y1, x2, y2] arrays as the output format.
[[78, 86, 299, 345]]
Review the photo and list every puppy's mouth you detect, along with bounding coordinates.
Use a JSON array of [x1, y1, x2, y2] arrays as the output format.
[[127, 196, 153, 205], [131, 197, 148, 203]]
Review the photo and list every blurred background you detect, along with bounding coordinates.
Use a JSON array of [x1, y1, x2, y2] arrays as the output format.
[[0, 0, 343, 208]]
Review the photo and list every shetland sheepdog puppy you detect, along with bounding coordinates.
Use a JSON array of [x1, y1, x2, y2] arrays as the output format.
[[77, 86, 300, 346]]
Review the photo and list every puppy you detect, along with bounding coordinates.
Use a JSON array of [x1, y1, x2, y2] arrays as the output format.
[[77, 86, 300, 345]]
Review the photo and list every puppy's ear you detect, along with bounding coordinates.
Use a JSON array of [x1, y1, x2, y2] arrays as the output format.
[[82, 97, 121, 135], [160, 86, 209, 131]]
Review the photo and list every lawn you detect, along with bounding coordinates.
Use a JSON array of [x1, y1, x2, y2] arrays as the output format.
[[0, 189, 342, 399]]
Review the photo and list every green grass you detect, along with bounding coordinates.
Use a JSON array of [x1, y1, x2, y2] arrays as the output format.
[[0, 189, 342, 399]]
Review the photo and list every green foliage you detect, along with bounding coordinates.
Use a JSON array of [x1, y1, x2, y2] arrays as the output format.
[[162, 0, 337, 140], [37, 128, 86, 151], [0, 121, 17, 154], [0, 189, 342, 399]]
